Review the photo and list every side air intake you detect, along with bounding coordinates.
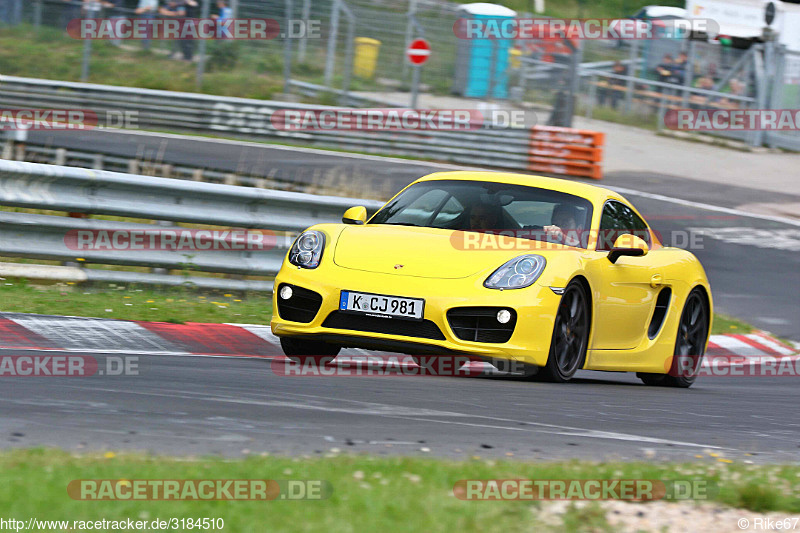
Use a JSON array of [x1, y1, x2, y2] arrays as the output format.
[[648, 287, 672, 339]]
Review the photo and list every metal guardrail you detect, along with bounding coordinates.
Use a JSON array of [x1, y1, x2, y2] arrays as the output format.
[[0, 160, 383, 292], [0, 75, 599, 177]]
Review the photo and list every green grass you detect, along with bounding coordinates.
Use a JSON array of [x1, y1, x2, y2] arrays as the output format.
[[711, 314, 755, 335], [0, 449, 799, 532], [582, 105, 660, 131], [0, 26, 284, 100], [0, 280, 272, 324]]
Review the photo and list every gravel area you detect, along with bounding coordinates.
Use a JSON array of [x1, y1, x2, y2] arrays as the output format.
[[539, 500, 800, 532]]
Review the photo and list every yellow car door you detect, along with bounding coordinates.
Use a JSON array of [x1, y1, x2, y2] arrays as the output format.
[[588, 200, 663, 350]]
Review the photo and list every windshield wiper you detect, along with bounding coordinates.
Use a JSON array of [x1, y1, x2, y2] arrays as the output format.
[[380, 222, 424, 227]]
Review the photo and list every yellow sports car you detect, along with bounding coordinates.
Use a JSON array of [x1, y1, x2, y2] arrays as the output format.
[[271, 171, 712, 387]]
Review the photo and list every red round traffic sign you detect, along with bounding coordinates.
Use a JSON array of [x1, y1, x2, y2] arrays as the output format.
[[406, 38, 431, 66]]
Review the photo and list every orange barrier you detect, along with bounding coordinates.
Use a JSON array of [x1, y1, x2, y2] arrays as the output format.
[[528, 126, 604, 179]]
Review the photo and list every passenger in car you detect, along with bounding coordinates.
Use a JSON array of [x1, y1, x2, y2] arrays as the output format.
[[544, 204, 584, 247]]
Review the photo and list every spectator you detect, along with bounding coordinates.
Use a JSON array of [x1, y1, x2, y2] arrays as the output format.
[[722, 77, 747, 108], [135, 0, 158, 50], [655, 54, 674, 84], [102, 0, 126, 47], [696, 74, 713, 91], [213, 0, 232, 21], [598, 60, 628, 109], [729, 77, 746, 96], [160, 0, 194, 61], [672, 51, 689, 85]]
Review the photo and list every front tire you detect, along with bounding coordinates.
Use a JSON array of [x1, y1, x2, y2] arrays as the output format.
[[280, 337, 340, 366], [638, 287, 709, 388], [539, 280, 590, 382]]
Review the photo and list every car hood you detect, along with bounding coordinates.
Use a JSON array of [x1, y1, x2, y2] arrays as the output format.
[[332, 225, 570, 279]]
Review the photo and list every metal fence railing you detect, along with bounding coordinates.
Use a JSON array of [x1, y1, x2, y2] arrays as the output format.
[[0, 160, 383, 291], [0, 75, 606, 179]]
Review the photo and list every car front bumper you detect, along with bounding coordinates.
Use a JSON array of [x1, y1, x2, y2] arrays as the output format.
[[270, 264, 561, 367]]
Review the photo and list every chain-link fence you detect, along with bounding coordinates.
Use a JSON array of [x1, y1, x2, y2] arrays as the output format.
[[6, 1, 800, 150]]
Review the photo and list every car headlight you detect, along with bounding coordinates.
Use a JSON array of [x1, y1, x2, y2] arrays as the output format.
[[484, 255, 546, 290], [288, 230, 325, 269]]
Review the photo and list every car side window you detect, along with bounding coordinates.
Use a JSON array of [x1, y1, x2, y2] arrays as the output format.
[[385, 189, 449, 226], [597, 201, 650, 251], [431, 196, 465, 227]]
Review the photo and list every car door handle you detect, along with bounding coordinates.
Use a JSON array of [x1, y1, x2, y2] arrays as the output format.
[[650, 274, 663, 288]]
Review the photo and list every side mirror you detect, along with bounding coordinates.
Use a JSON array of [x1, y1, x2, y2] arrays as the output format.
[[608, 234, 649, 264], [342, 206, 367, 225]]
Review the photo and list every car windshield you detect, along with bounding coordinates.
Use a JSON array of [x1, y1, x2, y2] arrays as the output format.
[[368, 179, 594, 249]]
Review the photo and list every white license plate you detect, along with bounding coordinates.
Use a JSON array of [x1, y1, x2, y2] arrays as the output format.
[[339, 291, 424, 320]]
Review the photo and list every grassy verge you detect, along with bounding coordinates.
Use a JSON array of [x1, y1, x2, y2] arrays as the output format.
[[0, 449, 798, 532], [0, 280, 271, 324], [0, 279, 769, 338], [713, 314, 755, 335], [0, 25, 378, 100]]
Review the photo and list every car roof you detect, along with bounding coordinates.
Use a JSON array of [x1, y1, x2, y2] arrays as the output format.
[[642, 6, 687, 18], [414, 171, 626, 206]]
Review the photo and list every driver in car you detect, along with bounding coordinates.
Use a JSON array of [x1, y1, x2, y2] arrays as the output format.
[[544, 204, 584, 247], [469, 204, 500, 231]]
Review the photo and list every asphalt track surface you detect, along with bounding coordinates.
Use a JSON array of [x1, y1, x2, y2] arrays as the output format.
[[2, 349, 799, 462], [6, 129, 798, 462]]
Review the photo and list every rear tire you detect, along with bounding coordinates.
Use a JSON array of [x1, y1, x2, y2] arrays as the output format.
[[280, 337, 340, 366], [638, 287, 709, 388], [539, 280, 590, 383]]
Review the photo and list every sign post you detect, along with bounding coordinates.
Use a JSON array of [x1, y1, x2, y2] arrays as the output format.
[[406, 38, 430, 108]]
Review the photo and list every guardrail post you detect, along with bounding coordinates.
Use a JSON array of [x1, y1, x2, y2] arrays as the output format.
[[624, 39, 639, 114], [283, 0, 294, 95], [486, 40, 498, 100], [196, 0, 212, 90], [81, 1, 102, 82], [298, 0, 311, 62], [402, 0, 418, 79], [681, 39, 695, 108], [767, 44, 787, 148], [751, 44, 767, 147], [586, 74, 596, 119], [657, 87, 667, 131], [339, 3, 355, 105], [33, 0, 42, 30], [323, 0, 341, 87], [55, 148, 67, 166]]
